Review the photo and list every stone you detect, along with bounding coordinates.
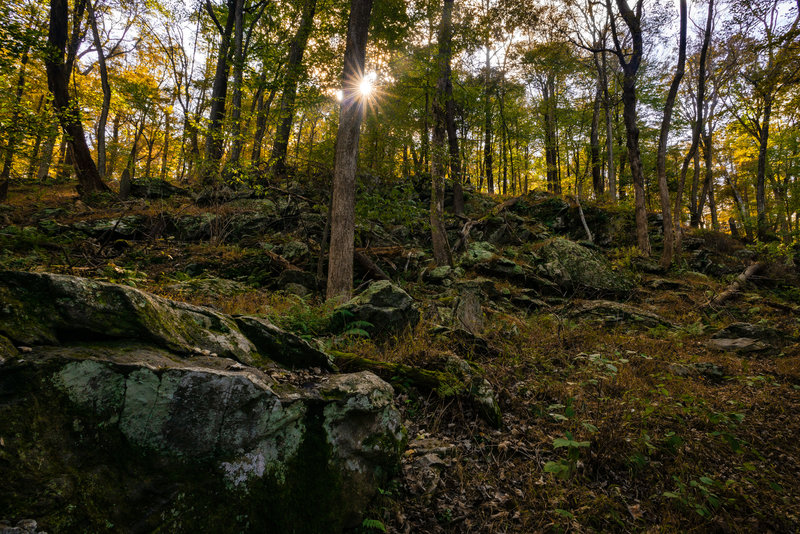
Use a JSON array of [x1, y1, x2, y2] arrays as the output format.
[[443, 356, 502, 428], [333, 280, 419, 336], [459, 241, 498, 268], [533, 238, 634, 296], [281, 240, 309, 263], [0, 345, 404, 532], [0, 271, 259, 365], [708, 337, 770, 354], [454, 287, 483, 336], [165, 276, 250, 300], [570, 300, 674, 328], [708, 323, 791, 354], [129, 178, 189, 199], [233, 315, 333, 370]]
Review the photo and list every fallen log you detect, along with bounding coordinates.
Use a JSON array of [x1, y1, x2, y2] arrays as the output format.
[[354, 250, 389, 281], [707, 262, 764, 308]]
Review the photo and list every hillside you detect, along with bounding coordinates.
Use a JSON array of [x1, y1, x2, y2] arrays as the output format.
[[1, 180, 799, 533]]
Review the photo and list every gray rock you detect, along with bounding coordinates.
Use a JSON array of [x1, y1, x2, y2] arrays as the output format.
[[708, 337, 770, 353], [0, 345, 404, 532], [281, 240, 309, 263], [0, 271, 259, 364], [534, 238, 634, 295], [334, 280, 419, 336], [570, 300, 674, 328], [234, 315, 333, 370], [443, 356, 502, 428], [129, 178, 189, 199]]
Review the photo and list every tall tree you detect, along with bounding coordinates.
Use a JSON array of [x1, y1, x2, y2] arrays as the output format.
[[326, 0, 375, 301], [0, 47, 29, 202], [606, 0, 649, 254], [430, 0, 455, 266], [45, 0, 109, 196], [656, 0, 687, 268], [202, 0, 237, 184], [270, 0, 318, 178]]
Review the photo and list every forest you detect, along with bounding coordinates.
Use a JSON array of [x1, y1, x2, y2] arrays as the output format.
[[1, 0, 800, 532]]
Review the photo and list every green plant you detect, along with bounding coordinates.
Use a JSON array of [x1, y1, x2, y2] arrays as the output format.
[[544, 431, 590, 479], [663, 475, 733, 519], [361, 518, 387, 532]]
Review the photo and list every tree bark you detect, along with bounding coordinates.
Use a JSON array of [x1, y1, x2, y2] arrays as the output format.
[[483, 45, 493, 195], [590, 70, 602, 198], [45, 0, 109, 196], [87, 0, 110, 179], [656, 0, 687, 268], [270, 0, 318, 177], [755, 98, 771, 239], [326, 0, 374, 301], [0, 47, 29, 202], [610, 0, 649, 254], [430, 0, 455, 266], [202, 0, 236, 184], [226, 0, 245, 167], [675, 0, 713, 236]]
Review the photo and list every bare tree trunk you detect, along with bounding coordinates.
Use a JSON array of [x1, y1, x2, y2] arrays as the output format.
[[602, 49, 616, 202], [483, 45, 493, 195], [46, 0, 109, 196], [202, 0, 236, 184], [226, 0, 245, 167], [87, 0, 110, 179], [590, 72, 602, 199], [656, 0, 686, 268], [610, 0, 650, 254], [675, 0, 713, 236], [430, 0, 455, 266], [251, 75, 278, 165], [0, 47, 30, 201], [755, 98, 771, 239], [270, 0, 318, 177], [160, 111, 171, 180], [326, 0, 374, 301]]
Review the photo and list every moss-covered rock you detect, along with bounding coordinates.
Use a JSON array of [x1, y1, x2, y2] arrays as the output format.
[[0, 345, 404, 533], [0, 270, 258, 364], [333, 280, 419, 336], [533, 238, 633, 296]]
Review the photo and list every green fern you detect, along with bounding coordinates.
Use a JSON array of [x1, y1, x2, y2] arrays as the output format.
[[361, 518, 387, 532]]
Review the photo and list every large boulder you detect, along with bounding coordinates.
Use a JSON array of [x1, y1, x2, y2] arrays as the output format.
[[0, 271, 406, 532], [0, 345, 404, 532], [0, 271, 260, 364], [333, 280, 419, 336], [533, 238, 633, 296]]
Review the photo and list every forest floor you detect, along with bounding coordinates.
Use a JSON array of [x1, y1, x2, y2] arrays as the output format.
[[2, 178, 800, 533]]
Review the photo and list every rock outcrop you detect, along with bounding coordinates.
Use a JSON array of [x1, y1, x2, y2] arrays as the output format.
[[0, 271, 405, 533], [333, 280, 420, 336]]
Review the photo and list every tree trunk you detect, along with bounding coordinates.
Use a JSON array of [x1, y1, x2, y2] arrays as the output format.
[[45, 0, 109, 196], [674, 0, 713, 236], [611, 0, 649, 254], [226, 0, 245, 167], [251, 74, 278, 165], [202, 0, 236, 184], [0, 47, 30, 201], [270, 0, 318, 177], [656, 0, 686, 268], [430, 0, 455, 267], [160, 111, 171, 180], [590, 70, 602, 198], [326, 0, 374, 301], [756, 98, 771, 239], [483, 45, 493, 195], [602, 49, 616, 202], [87, 0, 110, 179]]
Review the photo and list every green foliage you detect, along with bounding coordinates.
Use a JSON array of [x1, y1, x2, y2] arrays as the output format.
[[361, 518, 387, 532], [544, 431, 590, 480]]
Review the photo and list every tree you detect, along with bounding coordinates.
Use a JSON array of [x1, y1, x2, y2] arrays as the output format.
[[430, 0, 455, 266], [45, 0, 110, 196], [270, 0, 318, 178], [656, 0, 687, 268], [606, 0, 649, 254], [326, 0, 375, 302]]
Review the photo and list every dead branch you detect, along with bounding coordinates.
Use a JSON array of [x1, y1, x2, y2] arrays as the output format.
[[707, 262, 764, 307]]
